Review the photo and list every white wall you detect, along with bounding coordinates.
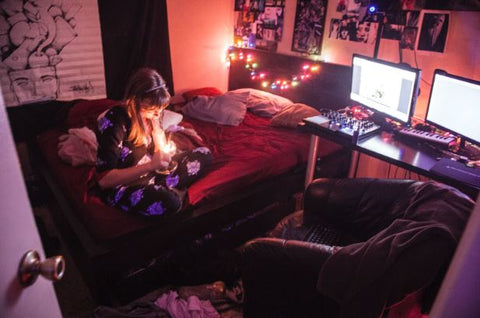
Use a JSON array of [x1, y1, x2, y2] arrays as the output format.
[[166, 0, 234, 99]]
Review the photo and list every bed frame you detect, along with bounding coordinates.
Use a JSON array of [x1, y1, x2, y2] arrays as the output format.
[[13, 51, 354, 305]]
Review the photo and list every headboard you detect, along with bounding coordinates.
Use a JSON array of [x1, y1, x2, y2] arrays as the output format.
[[228, 48, 353, 111]]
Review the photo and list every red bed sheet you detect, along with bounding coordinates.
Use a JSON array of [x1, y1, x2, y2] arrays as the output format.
[[36, 99, 341, 241], [185, 113, 313, 205]]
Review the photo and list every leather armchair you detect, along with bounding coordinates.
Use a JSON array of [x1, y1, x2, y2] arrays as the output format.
[[241, 178, 474, 318]]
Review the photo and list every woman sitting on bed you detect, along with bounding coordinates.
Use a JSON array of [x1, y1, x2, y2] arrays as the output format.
[[93, 67, 212, 216]]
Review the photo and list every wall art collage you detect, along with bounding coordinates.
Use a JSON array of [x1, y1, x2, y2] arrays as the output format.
[[234, 0, 286, 52]]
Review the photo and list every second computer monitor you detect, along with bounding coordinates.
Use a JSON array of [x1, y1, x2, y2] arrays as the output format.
[[350, 54, 421, 125], [425, 70, 480, 148]]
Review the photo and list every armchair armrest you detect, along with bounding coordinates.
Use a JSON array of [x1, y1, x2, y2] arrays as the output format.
[[241, 237, 338, 317], [303, 178, 419, 239]]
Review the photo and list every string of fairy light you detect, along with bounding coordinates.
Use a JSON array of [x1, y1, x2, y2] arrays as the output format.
[[226, 46, 320, 91]]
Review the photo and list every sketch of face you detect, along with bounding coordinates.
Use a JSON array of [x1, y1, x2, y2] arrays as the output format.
[[9, 66, 58, 103]]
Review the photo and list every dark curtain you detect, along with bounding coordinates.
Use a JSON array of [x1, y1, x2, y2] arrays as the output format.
[[98, 0, 174, 100]]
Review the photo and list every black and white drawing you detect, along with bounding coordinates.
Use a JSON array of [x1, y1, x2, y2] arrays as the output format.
[[0, 0, 106, 106]]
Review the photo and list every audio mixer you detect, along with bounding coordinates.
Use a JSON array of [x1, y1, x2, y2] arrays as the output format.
[[303, 109, 381, 140]]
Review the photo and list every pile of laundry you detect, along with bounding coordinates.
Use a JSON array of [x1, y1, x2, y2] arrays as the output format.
[[93, 280, 244, 318]]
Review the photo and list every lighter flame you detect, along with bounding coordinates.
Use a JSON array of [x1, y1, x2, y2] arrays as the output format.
[[161, 140, 176, 155]]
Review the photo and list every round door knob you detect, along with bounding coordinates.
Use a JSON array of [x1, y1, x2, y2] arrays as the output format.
[[18, 250, 65, 287]]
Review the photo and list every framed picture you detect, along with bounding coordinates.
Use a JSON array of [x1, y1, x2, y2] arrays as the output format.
[[417, 12, 449, 53], [292, 0, 328, 55]]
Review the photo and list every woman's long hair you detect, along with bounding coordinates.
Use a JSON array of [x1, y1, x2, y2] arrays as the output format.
[[124, 67, 171, 146]]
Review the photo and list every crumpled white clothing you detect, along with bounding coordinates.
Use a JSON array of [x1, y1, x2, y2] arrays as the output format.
[[154, 290, 220, 318], [58, 126, 98, 166]]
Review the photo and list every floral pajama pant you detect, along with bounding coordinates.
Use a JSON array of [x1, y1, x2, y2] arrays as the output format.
[[105, 147, 212, 216]]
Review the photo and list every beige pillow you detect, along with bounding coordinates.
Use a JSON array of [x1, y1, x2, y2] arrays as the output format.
[[270, 103, 320, 128], [230, 88, 293, 117]]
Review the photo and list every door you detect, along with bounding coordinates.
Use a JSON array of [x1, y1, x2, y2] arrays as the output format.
[[0, 91, 62, 316]]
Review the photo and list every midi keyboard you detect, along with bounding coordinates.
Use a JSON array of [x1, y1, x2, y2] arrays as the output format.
[[395, 127, 457, 148]]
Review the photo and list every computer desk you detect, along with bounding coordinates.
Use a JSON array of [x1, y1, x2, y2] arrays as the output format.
[[300, 122, 480, 199]]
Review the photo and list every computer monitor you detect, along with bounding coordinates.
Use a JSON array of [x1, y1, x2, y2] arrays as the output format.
[[425, 70, 480, 154], [350, 54, 421, 125]]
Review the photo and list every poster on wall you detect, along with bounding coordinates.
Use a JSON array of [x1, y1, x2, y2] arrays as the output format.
[[329, 0, 378, 44], [382, 10, 420, 50], [0, 0, 106, 107], [292, 0, 329, 55], [382, 11, 406, 40], [328, 17, 379, 44], [234, 6, 256, 47], [256, 5, 284, 42], [417, 12, 449, 53], [233, 0, 284, 52], [331, 0, 421, 50]]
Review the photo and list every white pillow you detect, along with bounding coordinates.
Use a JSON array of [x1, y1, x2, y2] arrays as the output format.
[[230, 88, 293, 117], [182, 91, 248, 126]]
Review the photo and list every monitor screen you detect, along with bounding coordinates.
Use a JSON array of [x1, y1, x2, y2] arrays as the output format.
[[350, 54, 421, 124], [426, 70, 480, 146]]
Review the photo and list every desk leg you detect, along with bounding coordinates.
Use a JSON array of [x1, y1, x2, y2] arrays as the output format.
[[305, 135, 319, 188], [348, 150, 360, 178]]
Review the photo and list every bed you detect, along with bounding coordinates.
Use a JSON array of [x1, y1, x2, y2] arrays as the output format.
[[35, 93, 342, 239], [24, 57, 354, 304]]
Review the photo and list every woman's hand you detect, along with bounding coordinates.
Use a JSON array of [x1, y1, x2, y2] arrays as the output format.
[[151, 118, 167, 152], [150, 150, 172, 171]]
